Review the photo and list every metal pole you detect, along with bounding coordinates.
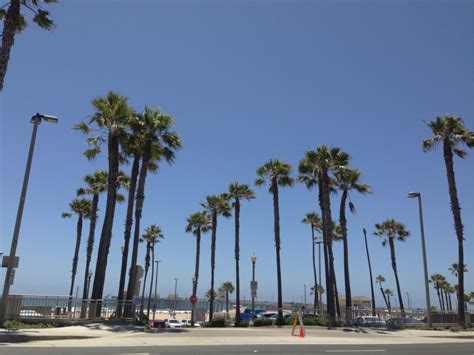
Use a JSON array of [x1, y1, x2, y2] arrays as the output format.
[[153, 260, 160, 321], [304, 284, 307, 309], [173, 277, 178, 318], [252, 260, 255, 323], [417, 194, 432, 327], [0, 117, 41, 327], [363, 228, 376, 317], [191, 278, 196, 327]]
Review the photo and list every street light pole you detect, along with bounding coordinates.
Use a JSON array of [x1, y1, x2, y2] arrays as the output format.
[[0, 113, 58, 327], [153, 260, 160, 321], [251, 254, 257, 324], [173, 277, 178, 318], [408, 192, 432, 327], [304, 284, 307, 309], [316, 240, 323, 313]]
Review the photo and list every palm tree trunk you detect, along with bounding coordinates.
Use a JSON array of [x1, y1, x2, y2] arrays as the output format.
[[0, 0, 20, 92], [126, 140, 152, 314], [91, 134, 119, 316], [440, 287, 446, 311], [234, 198, 241, 324], [443, 142, 465, 326], [332, 264, 340, 318], [444, 289, 449, 313], [339, 190, 352, 323], [226, 290, 229, 315], [117, 155, 140, 318], [311, 225, 318, 315], [378, 282, 389, 310], [81, 193, 99, 318], [140, 245, 150, 318], [147, 245, 155, 317], [68, 214, 84, 312], [193, 230, 201, 296], [209, 211, 218, 322], [448, 293, 453, 312], [318, 171, 335, 327], [435, 285, 443, 311], [387, 295, 391, 314], [388, 238, 405, 316], [271, 178, 284, 322]]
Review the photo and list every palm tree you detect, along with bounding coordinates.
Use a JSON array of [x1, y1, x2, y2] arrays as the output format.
[[126, 107, 181, 310], [201, 194, 231, 322], [221, 281, 235, 320], [334, 167, 371, 322], [384, 288, 394, 313], [302, 212, 322, 315], [227, 182, 255, 325], [76, 171, 108, 307], [375, 275, 389, 311], [205, 289, 217, 302], [446, 285, 456, 312], [255, 159, 293, 323], [0, 0, 57, 91], [422, 115, 473, 325], [74, 91, 130, 313], [139, 225, 164, 318], [185, 212, 211, 299], [373, 219, 410, 317], [449, 263, 468, 277], [62, 197, 92, 312], [298, 146, 348, 327], [430, 274, 446, 311]]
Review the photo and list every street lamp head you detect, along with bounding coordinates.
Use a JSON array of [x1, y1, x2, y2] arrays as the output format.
[[88, 271, 93, 278], [31, 113, 59, 124], [407, 192, 420, 198], [251, 254, 257, 263]]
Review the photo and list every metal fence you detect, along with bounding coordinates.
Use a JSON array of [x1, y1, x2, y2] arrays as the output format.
[[0, 294, 226, 322]]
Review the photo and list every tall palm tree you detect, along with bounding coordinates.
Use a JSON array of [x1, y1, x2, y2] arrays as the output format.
[[228, 182, 255, 324], [77, 171, 127, 304], [185, 212, 211, 300], [76, 171, 108, 306], [255, 159, 293, 323], [373, 219, 410, 317], [62, 197, 92, 312], [74, 91, 130, 313], [430, 274, 446, 311], [333, 167, 371, 322], [422, 115, 473, 325], [298, 146, 348, 327], [221, 281, 235, 320], [440, 280, 451, 312], [126, 107, 181, 310], [201, 194, 231, 322], [139, 225, 164, 318], [0, 0, 57, 91], [375, 275, 389, 310], [384, 288, 394, 313], [301, 212, 322, 314]]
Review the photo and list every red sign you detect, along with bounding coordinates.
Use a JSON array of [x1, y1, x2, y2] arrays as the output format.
[[190, 295, 198, 304]]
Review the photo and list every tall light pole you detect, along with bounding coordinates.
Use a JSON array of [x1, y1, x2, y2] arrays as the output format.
[[363, 228, 376, 317], [304, 284, 307, 309], [0, 113, 59, 327], [408, 191, 432, 327], [173, 277, 179, 318], [153, 260, 160, 321], [251, 254, 257, 324], [406, 292, 410, 315]]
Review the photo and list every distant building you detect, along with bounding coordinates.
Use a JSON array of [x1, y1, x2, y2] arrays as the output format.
[[338, 294, 372, 309]]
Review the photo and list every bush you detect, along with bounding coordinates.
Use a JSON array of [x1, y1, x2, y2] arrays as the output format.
[[449, 326, 462, 332], [234, 321, 249, 327], [4, 320, 56, 329], [253, 319, 274, 327], [210, 317, 226, 327], [275, 317, 286, 326]]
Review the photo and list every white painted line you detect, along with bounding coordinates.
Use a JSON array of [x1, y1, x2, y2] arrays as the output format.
[[326, 351, 386, 353]]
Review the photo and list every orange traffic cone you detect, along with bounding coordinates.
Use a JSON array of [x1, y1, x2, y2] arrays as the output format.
[[298, 326, 305, 338]]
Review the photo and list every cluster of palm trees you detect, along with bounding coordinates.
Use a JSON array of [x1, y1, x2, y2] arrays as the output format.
[[430, 263, 470, 313], [185, 115, 472, 328], [62, 91, 181, 318]]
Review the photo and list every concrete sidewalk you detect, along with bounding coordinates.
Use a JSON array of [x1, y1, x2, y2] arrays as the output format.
[[1, 325, 473, 348]]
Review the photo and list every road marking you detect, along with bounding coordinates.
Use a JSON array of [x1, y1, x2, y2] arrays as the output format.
[[326, 351, 386, 353]]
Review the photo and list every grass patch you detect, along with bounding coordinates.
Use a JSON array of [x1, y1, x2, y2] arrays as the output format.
[[4, 320, 57, 330]]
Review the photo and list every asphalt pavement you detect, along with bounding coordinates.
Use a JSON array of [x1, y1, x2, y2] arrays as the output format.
[[0, 343, 473, 355]]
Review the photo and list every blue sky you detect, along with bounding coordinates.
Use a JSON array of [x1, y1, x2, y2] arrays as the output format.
[[1, 0, 473, 309]]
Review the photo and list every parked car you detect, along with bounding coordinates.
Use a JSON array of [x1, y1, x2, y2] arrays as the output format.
[[240, 307, 265, 321], [180, 319, 202, 327], [257, 312, 278, 319], [166, 319, 182, 328], [19, 310, 43, 318], [386, 317, 424, 329], [353, 316, 386, 328]]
